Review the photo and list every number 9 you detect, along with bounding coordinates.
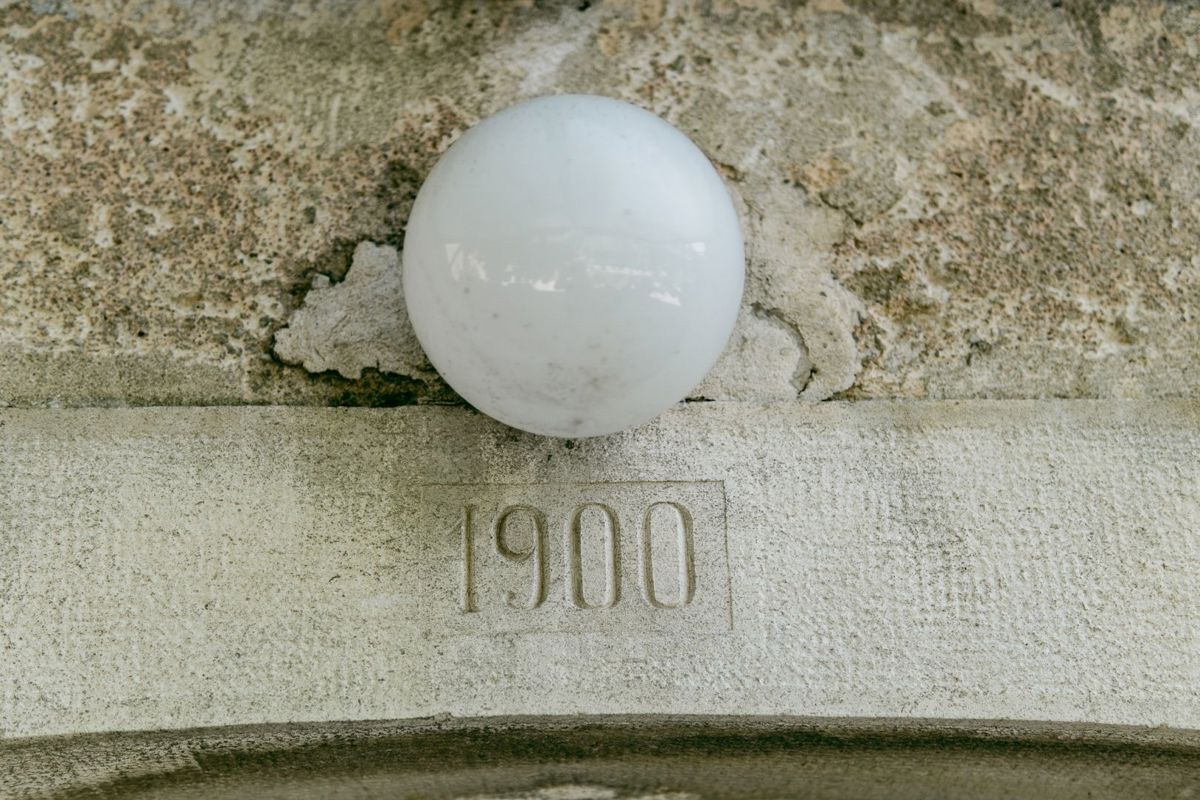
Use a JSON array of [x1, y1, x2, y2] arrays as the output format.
[[493, 505, 547, 610]]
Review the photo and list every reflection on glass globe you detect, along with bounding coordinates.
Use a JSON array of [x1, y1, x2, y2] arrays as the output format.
[[403, 94, 744, 438]]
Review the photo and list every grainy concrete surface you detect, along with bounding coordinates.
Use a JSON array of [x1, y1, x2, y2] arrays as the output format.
[[7, 716, 1200, 800], [1, 401, 1197, 739], [2, 1, 1198, 407]]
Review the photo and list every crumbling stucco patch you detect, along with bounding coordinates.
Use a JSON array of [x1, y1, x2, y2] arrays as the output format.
[[738, 184, 865, 401], [274, 240, 811, 405], [691, 303, 812, 402], [273, 242, 434, 382]]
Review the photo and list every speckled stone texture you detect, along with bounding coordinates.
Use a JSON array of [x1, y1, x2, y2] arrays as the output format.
[[2, 1, 1197, 407]]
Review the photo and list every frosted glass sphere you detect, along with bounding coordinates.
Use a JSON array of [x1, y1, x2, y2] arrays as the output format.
[[403, 94, 744, 438]]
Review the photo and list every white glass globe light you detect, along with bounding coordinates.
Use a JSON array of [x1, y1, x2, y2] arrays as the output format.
[[403, 94, 744, 437]]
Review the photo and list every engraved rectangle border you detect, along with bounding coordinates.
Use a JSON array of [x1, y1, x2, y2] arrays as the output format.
[[413, 480, 733, 634]]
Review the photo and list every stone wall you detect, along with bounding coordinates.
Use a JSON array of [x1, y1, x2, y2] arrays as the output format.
[[3, 1, 1197, 407], [3, 5, 1200, 785]]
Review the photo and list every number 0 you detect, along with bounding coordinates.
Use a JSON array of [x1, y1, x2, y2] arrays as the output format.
[[639, 501, 695, 609], [567, 503, 620, 609]]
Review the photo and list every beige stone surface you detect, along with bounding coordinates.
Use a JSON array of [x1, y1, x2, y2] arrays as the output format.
[[2, 401, 1197, 739], [1, 1, 1198, 407]]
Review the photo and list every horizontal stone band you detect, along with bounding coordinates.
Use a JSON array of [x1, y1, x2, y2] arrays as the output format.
[[1, 401, 1197, 737]]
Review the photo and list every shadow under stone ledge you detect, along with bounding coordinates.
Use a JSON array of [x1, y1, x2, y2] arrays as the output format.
[[5, 715, 1200, 800]]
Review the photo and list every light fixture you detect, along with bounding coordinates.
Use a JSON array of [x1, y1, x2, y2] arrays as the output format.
[[403, 94, 744, 437]]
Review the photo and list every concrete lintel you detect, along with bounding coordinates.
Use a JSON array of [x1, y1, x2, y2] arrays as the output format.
[[1, 401, 1197, 737]]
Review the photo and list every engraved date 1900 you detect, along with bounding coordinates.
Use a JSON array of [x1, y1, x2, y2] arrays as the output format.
[[459, 501, 695, 613]]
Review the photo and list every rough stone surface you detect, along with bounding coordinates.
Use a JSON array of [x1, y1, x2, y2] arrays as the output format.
[[6, 717, 1200, 800], [1, 2, 1198, 406], [2, 401, 1197, 739]]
